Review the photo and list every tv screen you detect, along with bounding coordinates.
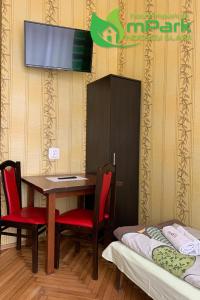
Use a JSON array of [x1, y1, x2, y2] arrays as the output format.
[[24, 21, 93, 72]]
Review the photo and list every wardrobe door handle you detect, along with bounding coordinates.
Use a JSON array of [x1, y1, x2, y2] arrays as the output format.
[[113, 153, 116, 165]]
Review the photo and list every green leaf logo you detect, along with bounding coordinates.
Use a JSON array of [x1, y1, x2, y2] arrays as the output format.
[[106, 8, 124, 43], [90, 8, 139, 48]]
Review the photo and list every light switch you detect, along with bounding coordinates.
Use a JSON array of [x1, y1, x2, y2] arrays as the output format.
[[48, 147, 60, 160]]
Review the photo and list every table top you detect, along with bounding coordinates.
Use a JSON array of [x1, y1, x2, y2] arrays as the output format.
[[22, 173, 96, 194]]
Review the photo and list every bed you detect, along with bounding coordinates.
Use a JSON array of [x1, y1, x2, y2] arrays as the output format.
[[102, 239, 200, 300]]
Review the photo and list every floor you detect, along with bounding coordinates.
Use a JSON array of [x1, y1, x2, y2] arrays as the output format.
[[0, 239, 152, 300]]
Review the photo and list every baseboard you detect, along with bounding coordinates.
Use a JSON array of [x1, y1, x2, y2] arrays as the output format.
[[0, 241, 24, 251], [0, 236, 46, 251]]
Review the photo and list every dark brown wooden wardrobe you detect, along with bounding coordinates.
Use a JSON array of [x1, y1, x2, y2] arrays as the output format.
[[86, 74, 141, 227]]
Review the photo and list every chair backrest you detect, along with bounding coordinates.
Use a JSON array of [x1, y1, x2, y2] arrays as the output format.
[[94, 163, 116, 226], [0, 160, 22, 215]]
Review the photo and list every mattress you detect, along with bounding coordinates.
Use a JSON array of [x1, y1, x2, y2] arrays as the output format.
[[102, 241, 200, 300]]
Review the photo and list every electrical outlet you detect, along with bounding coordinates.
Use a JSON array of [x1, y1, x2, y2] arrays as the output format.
[[48, 147, 60, 160]]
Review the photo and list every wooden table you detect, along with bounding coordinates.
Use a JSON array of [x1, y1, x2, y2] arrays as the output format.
[[22, 174, 96, 274]]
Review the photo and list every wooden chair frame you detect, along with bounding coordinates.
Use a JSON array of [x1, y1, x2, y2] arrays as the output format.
[[55, 163, 116, 280], [0, 160, 46, 273]]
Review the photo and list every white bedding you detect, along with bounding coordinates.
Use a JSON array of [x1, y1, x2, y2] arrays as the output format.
[[102, 241, 200, 300]]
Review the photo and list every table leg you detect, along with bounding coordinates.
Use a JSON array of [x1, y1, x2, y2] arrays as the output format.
[[46, 193, 56, 274], [27, 186, 34, 207], [77, 195, 85, 208]]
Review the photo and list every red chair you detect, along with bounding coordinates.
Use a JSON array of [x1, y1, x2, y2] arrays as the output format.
[[55, 163, 116, 280], [0, 160, 59, 273]]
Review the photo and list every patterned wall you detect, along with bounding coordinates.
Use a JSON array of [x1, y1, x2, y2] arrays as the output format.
[[1, 0, 12, 244], [117, 0, 126, 75], [139, 0, 154, 225], [136, 0, 195, 226], [1, 0, 10, 164], [0, 0, 118, 245], [118, 0, 198, 228], [41, 0, 59, 176], [84, 0, 96, 171], [176, 0, 193, 224], [1, 0, 200, 245]]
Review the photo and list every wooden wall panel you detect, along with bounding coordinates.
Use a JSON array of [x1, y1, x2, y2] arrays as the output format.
[[95, 0, 115, 79], [161, 0, 180, 222], [57, 0, 73, 176], [1, 0, 12, 244], [26, 68, 42, 175], [123, 0, 136, 78], [175, 0, 193, 224], [150, 0, 167, 224], [29, 0, 43, 22], [139, 0, 154, 224], [107, 0, 118, 76], [25, 1, 43, 176], [191, 0, 200, 228], [123, 0, 147, 79]]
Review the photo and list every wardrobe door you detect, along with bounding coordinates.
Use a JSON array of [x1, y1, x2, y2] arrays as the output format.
[[86, 77, 111, 173], [110, 76, 141, 226], [86, 74, 141, 226]]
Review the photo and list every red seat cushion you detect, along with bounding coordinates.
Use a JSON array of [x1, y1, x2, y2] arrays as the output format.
[[56, 209, 94, 228], [1, 207, 59, 225]]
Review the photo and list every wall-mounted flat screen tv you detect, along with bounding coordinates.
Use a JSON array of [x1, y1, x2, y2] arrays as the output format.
[[24, 21, 93, 72]]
